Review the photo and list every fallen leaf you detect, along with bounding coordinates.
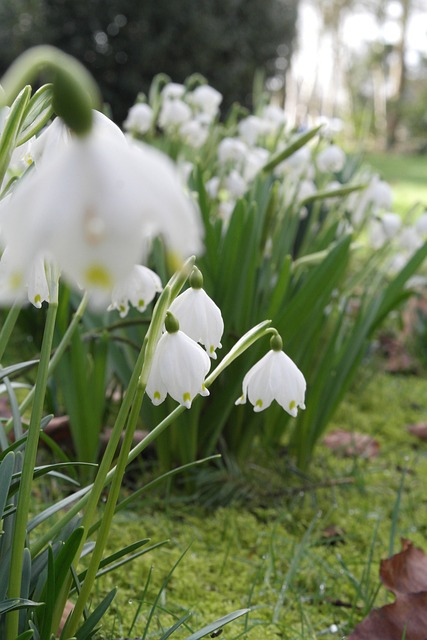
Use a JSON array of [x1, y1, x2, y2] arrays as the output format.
[[380, 539, 427, 595], [348, 592, 427, 639], [407, 422, 427, 442], [323, 429, 380, 459], [348, 540, 427, 639]]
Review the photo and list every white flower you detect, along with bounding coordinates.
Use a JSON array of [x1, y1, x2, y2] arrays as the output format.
[[146, 314, 211, 408], [224, 170, 247, 199], [235, 340, 306, 417], [0, 247, 52, 308], [159, 99, 192, 130], [179, 119, 209, 148], [0, 124, 203, 307], [218, 138, 248, 165], [238, 116, 268, 146], [161, 82, 186, 100], [316, 144, 346, 173], [169, 273, 224, 359], [123, 103, 154, 135], [187, 85, 222, 119], [108, 265, 162, 317]]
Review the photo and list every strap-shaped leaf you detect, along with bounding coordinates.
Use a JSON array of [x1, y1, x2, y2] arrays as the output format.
[[0, 85, 31, 185], [17, 84, 54, 145], [0, 598, 43, 615], [72, 587, 117, 640], [183, 608, 250, 640], [0, 451, 15, 519]]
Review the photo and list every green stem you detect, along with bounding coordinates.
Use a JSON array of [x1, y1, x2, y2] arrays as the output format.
[[6, 292, 58, 640], [0, 303, 21, 362], [62, 285, 170, 638]]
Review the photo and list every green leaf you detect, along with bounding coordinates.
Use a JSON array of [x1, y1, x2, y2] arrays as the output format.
[[0, 360, 39, 382], [0, 598, 44, 615], [159, 612, 193, 639], [0, 85, 31, 186], [73, 588, 117, 640], [261, 125, 322, 173], [16, 631, 34, 640], [0, 451, 15, 519], [17, 84, 54, 145], [183, 608, 250, 640]]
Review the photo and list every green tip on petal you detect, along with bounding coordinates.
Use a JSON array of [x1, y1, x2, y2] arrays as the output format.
[[165, 310, 180, 333], [34, 294, 41, 305], [154, 391, 161, 400], [256, 399, 263, 409], [270, 333, 283, 352], [138, 298, 145, 308], [289, 400, 296, 411], [183, 391, 192, 408], [189, 266, 203, 289]]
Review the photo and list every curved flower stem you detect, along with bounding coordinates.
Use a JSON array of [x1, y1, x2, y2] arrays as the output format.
[[0, 45, 101, 110], [6, 281, 59, 640]]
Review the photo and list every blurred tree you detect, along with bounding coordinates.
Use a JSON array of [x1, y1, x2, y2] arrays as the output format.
[[0, 0, 299, 123]]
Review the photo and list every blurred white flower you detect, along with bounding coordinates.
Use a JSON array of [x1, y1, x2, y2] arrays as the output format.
[[415, 212, 427, 236], [179, 119, 209, 148], [218, 137, 248, 165], [161, 82, 186, 100], [159, 99, 192, 130], [369, 211, 402, 249], [205, 176, 220, 199], [0, 126, 202, 307], [108, 265, 162, 317], [243, 147, 269, 181], [169, 272, 224, 359], [399, 226, 423, 252], [146, 313, 211, 408], [235, 339, 306, 416], [123, 103, 154, 135], [316, 144, 346, 173], [261, 104, 286, 133], [187, 85, 222, 119], [224, 170, 247, 199], [238, 116, 268, 146], [275, 145, 312, 177]]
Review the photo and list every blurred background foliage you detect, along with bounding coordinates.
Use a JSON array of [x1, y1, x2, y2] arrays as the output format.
[[0, 0, 299, 123]]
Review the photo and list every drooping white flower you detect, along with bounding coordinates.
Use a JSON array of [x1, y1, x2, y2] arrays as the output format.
[[123, 103, 154, 135], [218, 137, 248, 165], [179, 119, 209, 148], [224, 170, 247, 199], [158, 99, 192, 130], [238, 116, 269, 146], [235, 334, 306, 416], [161, 82, 186, 101], [0, 122, 203, 307], [108, 265, 162, 317], [168, 267, 224, 359], [187, 85, 222, 119], [146, 312, 211, 409], [316, 144, 346, 173], [0, 246, 53, 308]]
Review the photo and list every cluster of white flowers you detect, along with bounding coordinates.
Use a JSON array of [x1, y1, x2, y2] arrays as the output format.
[[143, 267, 306, 416], [124, 81, 222, 150]]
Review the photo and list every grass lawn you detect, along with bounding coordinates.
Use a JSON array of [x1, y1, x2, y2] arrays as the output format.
[[87, 367, 427, 639], [364, 151, 427, 217]]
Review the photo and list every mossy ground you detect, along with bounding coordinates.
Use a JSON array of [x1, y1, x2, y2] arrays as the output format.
[[87, 369, 427, 639]]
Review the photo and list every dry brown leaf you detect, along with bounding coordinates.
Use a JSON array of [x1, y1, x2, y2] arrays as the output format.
[[323, 429, 380, 459], [380, 539, 427, 595], [348, 592, 427, 640], [348, 540, 427, 639], [407, 422, 427, 442]]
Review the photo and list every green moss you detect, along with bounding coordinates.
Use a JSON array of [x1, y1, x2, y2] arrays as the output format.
[[83, 372, 427, 639]]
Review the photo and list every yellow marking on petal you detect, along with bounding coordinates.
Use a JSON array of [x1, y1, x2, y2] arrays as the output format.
[[34, 294, 41, 305], [119, 304, 126, 313], [9, 271, 23, 290], [154, 391, 161, 400], [138, 298, 145, 308], [210, 345, 215, 354], [183, 392, 191, 403], [289, 400, 296, 411], [255, 399, 263, 409], [166, 249, 183, 273], [84, 264, 112, 289]]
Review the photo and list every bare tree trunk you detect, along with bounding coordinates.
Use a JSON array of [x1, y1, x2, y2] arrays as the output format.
[[386, 0, 411, 148]]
